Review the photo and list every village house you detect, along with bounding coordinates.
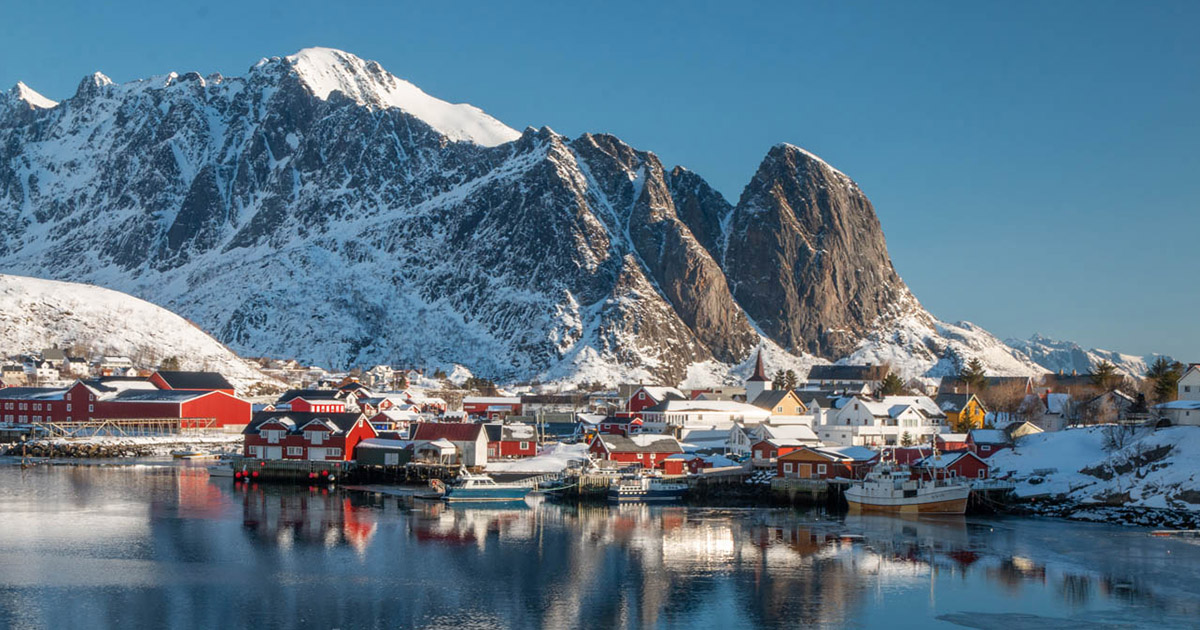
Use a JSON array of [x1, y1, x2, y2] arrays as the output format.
[[805, 365, 889, 394], [911, 450, 990, 481], [484, 423, 538, 459], [934, 392, 987, 431], [637, 399, 771, 433], [820, 395, 946, 447], [749, 389, 808, 417], [744, 351, 772, 403], [409, 422, 489, 467], [276, 389, 351, 414], [967, 429, 1011, 458], [939, 375, 1034, 395], [686, 386, 747, 402], [588, 433, 684, 469], [242, 411, 376, 461], [587, 390, 625, 415], [776, 446, 879, 480], [597, 415, 643, 436], [520, 393, 589, 416], [625, 386, 686, 414], [1179, 365, 1200, 401], [461, 396, 522, 420]]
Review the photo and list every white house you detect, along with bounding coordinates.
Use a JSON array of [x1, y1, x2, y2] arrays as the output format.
[[638, 399, 772, 433], [1179, 365, 1200, 401], [819, 395, 946, 447]]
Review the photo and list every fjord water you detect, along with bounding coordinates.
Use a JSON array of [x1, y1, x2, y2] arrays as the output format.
[[0, 462, 1196, 629]]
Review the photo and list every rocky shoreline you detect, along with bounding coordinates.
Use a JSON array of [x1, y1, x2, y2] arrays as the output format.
[[1007, 498, 1200, 529], [1, 437, 242, 459]]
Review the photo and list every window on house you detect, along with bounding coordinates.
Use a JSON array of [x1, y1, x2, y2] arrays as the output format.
[[817, 464, 827, 474], [327, 448, 341, 458], [637, 453, 644, 460], [981, 445, 991, 451], [783, 463, 793, 473], [978, 469, 986, 478], [66, 404, 71, 411], [287, 446, 303, 456], [520, 441, 529, 450], [88, 404, 94, 412], [638, 392, 645, 400], [66, 416, 71, 422]]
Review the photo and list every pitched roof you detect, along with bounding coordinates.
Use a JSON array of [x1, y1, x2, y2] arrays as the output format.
[[154, 371, 234, 391], [593, 434, 683, 453], [276, 389, 343, 403], [0, 387, 66, 400], [760, 424, 819, 442], [750, 390, 792, 410], [934, 393, 974, 413], [807, 365, 889, 382], [913, 451, 984, 469], [968, 429, 1009, 445], [634, 386, 686, 403], [243, 411, 365, 435], [747, 350, 769, 382], [111, 389, 219, 403], [410, 422, 484, 442]]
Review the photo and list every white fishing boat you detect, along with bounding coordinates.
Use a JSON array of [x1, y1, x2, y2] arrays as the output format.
[[425, 471, 533, 503], [845, 461, 971, 515], [607, 475, 688, 503]]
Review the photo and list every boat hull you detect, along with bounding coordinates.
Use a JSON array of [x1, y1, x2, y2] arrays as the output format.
[[443, 487, 531, 503], [606, 487, 687, 503], [846, 496, 969, 515]]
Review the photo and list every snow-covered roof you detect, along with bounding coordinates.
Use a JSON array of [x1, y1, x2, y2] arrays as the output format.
[[1156, 400, 1200, 410], [913, 451, 979, 469], [646, 399, 771, 418], [816, 445, 878, 461], [761, 424, 819, 442], [1046, 393, 1072, 415], [969, 429, 1009, 445], [636, 386, 686, 402], [463, 396, 521, 405]]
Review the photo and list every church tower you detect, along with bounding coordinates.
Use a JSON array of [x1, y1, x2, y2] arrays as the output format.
[[745, 350, 771, 403]]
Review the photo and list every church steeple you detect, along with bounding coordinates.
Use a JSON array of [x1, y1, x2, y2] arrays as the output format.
[[748, 350, 768, 382]]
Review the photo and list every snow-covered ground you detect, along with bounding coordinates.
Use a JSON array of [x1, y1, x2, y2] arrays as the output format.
[[0, 273, 278, 393], [485, 442, 590, 473], [989, 426, 1200, 512]]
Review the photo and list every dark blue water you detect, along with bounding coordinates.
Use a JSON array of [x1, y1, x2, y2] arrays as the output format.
[[0, 460, 1197, 629]]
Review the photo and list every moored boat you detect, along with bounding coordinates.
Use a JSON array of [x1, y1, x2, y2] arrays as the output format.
[[430, 471, 533, 503], [606, 475, 688, 503], [845, 462, 970, 515], [171, 449, 218, 460]]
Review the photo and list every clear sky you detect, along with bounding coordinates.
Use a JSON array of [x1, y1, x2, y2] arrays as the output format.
[[2, 1, 1197, 359]]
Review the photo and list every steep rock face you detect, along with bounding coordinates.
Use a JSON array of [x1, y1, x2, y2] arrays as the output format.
[[724, 143, 915, 359], [0, 48, 1057, 383], [666, 165, 731, 261]]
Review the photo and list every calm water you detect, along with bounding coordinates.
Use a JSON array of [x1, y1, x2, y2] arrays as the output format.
[[0, 461, 1198, 629]]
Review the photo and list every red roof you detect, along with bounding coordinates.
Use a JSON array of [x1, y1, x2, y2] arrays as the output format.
[[410, 422, 484, 442]]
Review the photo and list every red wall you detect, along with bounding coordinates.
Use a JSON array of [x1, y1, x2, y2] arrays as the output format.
[[488, 439, 536, 458], [627, 388, 660, 413], [290, 398, 345, 414], [181, 392, 251, 427], [917, 454, 989, 480]]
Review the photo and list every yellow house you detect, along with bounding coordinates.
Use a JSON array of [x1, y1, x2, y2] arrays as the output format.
[[934, 393, 987, 431], [750, 390, 808, 416]]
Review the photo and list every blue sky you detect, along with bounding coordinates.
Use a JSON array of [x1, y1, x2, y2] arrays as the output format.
[[2, 1, 1197, 360]]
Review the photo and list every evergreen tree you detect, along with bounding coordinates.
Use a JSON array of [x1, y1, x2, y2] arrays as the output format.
[[771, 370, 786, 390], [900, 432, 913, 447], [880, 371, 906, 395], [958, 358, 987, 391], [1090, 360, 1121, 391], [783, 369, 799, 391], [1146, 357, 1185, 403], [159, 356, 181, 371]]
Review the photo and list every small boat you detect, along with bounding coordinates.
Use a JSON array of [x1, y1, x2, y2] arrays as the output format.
[[845, 462, 971, 515], [428, 471, 533, 503], [171, 449, 218, 460], [607, 475, 688, 503], [206, 464, 235, 478]]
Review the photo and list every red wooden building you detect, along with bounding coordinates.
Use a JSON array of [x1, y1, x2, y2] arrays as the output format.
[[484, 423, 538, 459], [750, 438, 805, 464], [911, 451, 989, 480], [461, 397, 522, 420], [242, 411, 376, 462], [588, 433, 683, 469], [598, 415, 643, 436], [276, 390, 347, 414], [776, 446, 879, 480], [967, 429, 1011, 458], [626, 386, 685, 414], [1, 375, 250, 428]]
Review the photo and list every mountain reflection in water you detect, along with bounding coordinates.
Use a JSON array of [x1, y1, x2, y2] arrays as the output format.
[[0, 462, 1197, 629]]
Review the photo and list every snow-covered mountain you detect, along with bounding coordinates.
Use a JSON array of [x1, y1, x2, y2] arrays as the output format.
[[0, 274, 275, 392], [0, 48, 1051, 385], [1005, 334, 1166, 379]]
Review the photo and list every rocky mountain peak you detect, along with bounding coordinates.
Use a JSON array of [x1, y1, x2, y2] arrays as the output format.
[[73, 72, 114, 99]]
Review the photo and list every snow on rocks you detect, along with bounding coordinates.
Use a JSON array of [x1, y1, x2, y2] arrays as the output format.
[[990, 426, 1200, 520]]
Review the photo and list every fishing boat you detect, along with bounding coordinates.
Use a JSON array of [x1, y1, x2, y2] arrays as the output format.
[[171, 449, 219, 460], [427, 471, 533, 503], [206, 464, 235, 478], [844, 461, 971, 515], [606, 475, 688, 503]]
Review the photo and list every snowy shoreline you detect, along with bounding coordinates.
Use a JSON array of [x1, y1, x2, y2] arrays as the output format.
[[2, 434, 243, 458]]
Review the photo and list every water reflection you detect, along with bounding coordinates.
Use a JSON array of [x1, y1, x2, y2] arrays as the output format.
[[0, 462, 1198, 629]]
